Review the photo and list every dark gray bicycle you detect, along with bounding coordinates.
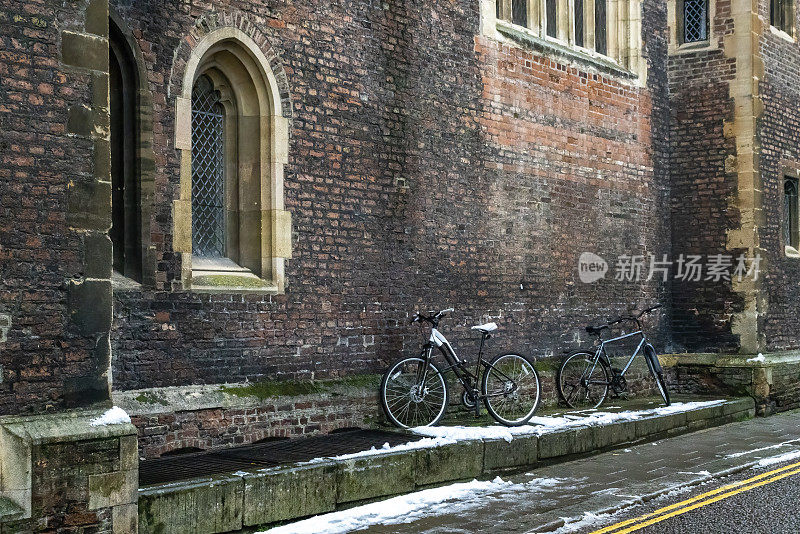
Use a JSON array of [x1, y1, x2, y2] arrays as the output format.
[[380, 308, 541, 428], [557, 304, 670, 409]]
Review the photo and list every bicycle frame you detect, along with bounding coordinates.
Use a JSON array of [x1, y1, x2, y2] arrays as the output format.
[[418, 327, 512, 401], [586, 327, 653, 384]]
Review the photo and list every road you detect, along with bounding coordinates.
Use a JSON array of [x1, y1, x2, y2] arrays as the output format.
[[587, 457, 800, 533], [355, 410, 800, 534]]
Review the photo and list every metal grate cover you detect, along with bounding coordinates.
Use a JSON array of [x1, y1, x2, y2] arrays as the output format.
[[683, 0, 708, 43], [139, 429, 422, 487], [191, 75, 226, 257]]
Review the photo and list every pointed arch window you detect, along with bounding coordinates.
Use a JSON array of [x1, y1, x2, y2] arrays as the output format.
[[785, 177, 799, 250], [191, 76, 226, 258], [173, 28, 293, 293]]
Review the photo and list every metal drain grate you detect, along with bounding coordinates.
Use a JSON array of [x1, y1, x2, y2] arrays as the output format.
[[139, 429, 420, 487]]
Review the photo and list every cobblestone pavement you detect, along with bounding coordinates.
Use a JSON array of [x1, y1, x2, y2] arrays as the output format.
[[361, 410, 800, 533]]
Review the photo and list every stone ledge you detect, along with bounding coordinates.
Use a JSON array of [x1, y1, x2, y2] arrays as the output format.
[[661, 350, 800, 368], [137, 397, 754, 533]]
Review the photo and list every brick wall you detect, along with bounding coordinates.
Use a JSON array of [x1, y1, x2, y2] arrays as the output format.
[[110, 0, 672, 396], [667, 0, 743, 352], [0, 0, 113, 415], [757, 0, 800, 351]]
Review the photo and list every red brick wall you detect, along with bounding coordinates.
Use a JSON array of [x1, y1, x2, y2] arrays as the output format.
[[109, 0, 672, 394]]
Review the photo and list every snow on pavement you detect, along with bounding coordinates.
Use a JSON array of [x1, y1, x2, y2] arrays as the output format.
[[411, 400, 727, 443], [89, 406, 131, 426], [756, 450, 800, 467], [257, 476, 562, 534]]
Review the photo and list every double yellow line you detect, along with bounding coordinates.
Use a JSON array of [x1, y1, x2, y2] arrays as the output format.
[[590, 459, 800, 534]]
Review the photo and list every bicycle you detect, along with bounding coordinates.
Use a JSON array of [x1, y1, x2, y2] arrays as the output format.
[[380, 308, 542, 428], [556, 304, 670, 409]]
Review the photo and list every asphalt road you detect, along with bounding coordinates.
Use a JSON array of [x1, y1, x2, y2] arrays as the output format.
[[355, 411, 800, 534], [587, 458, 800, 534]]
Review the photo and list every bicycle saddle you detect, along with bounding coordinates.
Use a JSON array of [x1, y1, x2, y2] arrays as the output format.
[[471, 322, 498, 333]]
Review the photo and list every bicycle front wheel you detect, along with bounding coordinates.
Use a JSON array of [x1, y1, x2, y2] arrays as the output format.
[[482, 353, 541, 426], [380, 356, 448, 428], [557, 351, 611, 409]]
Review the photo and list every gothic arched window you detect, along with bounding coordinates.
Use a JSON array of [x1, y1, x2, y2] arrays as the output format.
[[191, 75, 226, 258]]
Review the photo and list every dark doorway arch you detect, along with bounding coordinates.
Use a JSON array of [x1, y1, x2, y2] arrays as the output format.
[[109, 18, 142, 281]]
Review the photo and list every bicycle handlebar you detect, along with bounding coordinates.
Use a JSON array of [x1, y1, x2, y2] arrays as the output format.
[[411, 308, 454, 325], [586, 304, 662, 335]]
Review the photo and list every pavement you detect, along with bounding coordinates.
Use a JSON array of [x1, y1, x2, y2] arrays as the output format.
[[336, 408, 800, 533]]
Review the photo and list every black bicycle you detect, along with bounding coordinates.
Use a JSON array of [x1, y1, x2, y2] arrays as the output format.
[[557, 304, 670, 409], [380, 308, 542, 428]]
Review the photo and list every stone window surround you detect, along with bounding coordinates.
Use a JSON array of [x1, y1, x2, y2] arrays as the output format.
[[783, 167, 800, 258], [482, 0, 647, 84], [173, 27, 291, 294], [109, 12, 157, 290], [667, 0, 719, 55]]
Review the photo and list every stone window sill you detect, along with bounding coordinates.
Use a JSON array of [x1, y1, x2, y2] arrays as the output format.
[[190, 256, 278, 294], [111, 271, 142, 292], [670, 40, 715, 55], [785, 245, 800, 259], [770, 25, 796, 43], [495, 20, 637, 81]]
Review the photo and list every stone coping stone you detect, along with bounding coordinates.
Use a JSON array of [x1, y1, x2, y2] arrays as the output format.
[[137, 397, 755, 533], [0, 408, 136, 445], [243, 463, 337, 527], [138, 474, 244, 534], [661, 350, 800, 368], [115, 379, 379, 416]]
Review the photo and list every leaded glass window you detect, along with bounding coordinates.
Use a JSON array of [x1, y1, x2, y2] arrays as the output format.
[[595, 0, 607, 54], [191, 75, 226, 257], [575, 0, 585, 47], [771, 0, 795, 35], [785, 178, 799, 249], [682, 0, 708, 43], [546, 0, 558, 37], [512, 0, 528, 26]]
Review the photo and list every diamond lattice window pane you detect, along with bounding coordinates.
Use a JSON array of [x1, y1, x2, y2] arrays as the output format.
[[683, 0, 708, 43], [191, 76, 226, 258]]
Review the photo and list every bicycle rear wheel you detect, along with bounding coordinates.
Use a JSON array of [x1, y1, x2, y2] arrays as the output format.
[[482, 353, 541, 426], [380, 356, 448, 428], [557, 351, 611, 409], [644, 346, 670, 406]]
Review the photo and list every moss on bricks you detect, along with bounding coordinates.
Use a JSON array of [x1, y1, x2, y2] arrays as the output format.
[[221, 374, 380, 401], [192, 274, 274, 289]]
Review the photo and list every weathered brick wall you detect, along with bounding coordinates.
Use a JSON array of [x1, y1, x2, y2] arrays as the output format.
[[757, 0, 800, 351], [109, 0, 671, 395], [667, 0, 743, 352], [0, 0, 113, 415], [2, 434, 132, 533], [132, 395, 379, 459]]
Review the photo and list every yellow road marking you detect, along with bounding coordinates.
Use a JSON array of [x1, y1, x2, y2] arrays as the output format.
[[590, 459, 800, 534]]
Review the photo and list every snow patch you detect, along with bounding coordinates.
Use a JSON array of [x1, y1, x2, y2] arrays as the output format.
[[757, 450, 800, 467], [554, 511, 615, 533], [256, 477, 526, 534], [411, 401, 727, 443], [90, 406, 131, 427], [726, 440, 800, 459], [746, 353, 766, 363]]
